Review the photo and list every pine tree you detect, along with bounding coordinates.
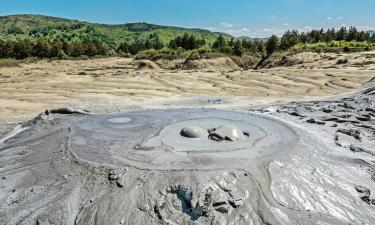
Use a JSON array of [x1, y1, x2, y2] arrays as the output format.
[[265, 35, 279, 56], [212, 35, 226, 51], [232, 40, 243, 56]]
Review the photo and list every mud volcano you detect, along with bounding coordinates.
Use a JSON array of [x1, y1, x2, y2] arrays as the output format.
[[2, 106, 374, 225], [66, 109, 298, 170]]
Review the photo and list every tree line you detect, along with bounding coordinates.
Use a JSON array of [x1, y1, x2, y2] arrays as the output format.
[[278, 26, 375, 50], [0, 39, 108, 59], [1, 26, 375, 60]]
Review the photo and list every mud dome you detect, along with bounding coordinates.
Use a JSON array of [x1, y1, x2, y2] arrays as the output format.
[[65, 109, 299, 170]]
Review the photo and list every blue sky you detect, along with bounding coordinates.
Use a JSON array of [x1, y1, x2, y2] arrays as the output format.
[[0, 0, 374, 37]]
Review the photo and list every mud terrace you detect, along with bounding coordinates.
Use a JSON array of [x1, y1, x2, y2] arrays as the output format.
[[0, 54, 375, 225]]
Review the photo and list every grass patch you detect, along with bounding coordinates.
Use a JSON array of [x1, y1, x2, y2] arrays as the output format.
[[291, 41, 375, 53], [0, 58, 20, 67]]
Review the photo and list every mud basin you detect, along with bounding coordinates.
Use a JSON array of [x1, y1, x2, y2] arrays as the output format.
[[66, 109, 298, 170]]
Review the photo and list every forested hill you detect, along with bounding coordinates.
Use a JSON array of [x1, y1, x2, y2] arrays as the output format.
[[0, 14, 233, 46]]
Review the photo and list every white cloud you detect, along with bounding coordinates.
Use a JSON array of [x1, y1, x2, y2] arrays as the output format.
[[337, 16, 344, 20], [357, 25, 375, 31], [207, 19, 375, 38], [211, 22, 253, 37], [220, 22, 233, 28], [326, 17, 332, 21], [271, 15, 277, 20]]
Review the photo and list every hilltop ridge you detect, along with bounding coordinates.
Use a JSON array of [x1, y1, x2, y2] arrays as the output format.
[[0, 14, 233, 46]]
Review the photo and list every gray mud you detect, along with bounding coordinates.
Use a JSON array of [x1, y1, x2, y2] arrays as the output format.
[[65, 109, 299, 170], [0, 83, 375, 225]]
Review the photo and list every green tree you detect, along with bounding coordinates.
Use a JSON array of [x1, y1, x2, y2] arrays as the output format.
[[49, 42, 62, 58], [280, 30, 299, 50], [13, 39, 32, 59], [232, 40, 243, 56], [32, 40, 51, 58], [336, 27, 348, 41], [265, 35, 279, 56], [212, 35, 226, 52], [347, 26, 358, 41], [7, 25, 24, 35], [117, 41, 130, 53]]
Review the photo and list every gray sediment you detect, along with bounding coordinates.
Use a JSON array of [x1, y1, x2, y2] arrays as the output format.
[[0, 83, 375, 225]]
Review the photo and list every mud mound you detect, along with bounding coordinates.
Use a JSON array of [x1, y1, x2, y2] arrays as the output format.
[[182, 57, 241, 71], [263, 52, 321, 68], [154, 59, 184, 70], [133, 60, 161, 70]]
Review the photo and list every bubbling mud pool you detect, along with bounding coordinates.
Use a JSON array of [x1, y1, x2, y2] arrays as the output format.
[[65, 109, 299, 170]]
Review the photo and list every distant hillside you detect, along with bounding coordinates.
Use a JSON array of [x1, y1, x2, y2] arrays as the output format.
[[0, 14, 233, 46], [368, 30, 375, 35]]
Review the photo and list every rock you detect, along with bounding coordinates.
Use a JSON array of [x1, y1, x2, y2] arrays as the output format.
[[213, 201, 227, 207], [355, 186, 374, 204], [320, 116, 339, 122], [108, 169, 116, 175], [322, 108, 333, 113], [108, 174, 119, 181], [355, 186, 371, 196], [198, 187, 214, 217], [108, 169, 126, 183], [365, 107, 375, 113], [361, 196, 371, 204], [306, 118, 316, 123], [215, 205, 229, 214], [306, 118, 325, 125], [342, 102, 356, 109], [363, 87, 375, 95], [36, 218, 50, 225], [228, 199, 243, 208], [356, 116, 371, 122], [289, 111, 305, 117], [337, 129, 361, 140], [46, 107, 88, 115], [350, 145, 365, 153], [116, 177, 125, 188]]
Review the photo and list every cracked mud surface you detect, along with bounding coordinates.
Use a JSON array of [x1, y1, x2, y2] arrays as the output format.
[[0, 80, 374, 224]]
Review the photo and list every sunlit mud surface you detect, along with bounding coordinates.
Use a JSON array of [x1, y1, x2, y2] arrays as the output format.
[[0, 82, 374, 225], [66, 109, 298, 170]]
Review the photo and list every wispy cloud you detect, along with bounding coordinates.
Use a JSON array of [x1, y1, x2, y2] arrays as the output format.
[[220, 22, 233, 28], [208, 20, 375, 38]]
